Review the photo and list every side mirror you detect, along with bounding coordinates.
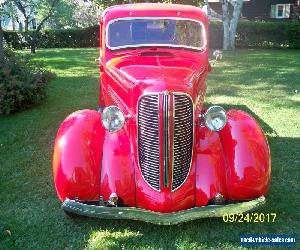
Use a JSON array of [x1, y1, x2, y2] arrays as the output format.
[[95, 57, 104, 73], [213, 50, 223, 61]]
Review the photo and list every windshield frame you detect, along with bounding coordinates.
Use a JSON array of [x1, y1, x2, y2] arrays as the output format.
[[105, 17, 207, 51]]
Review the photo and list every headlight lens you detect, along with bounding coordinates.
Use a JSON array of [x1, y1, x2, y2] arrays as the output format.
[[204, 106, 227, 131], [102, 106, 125, 132]]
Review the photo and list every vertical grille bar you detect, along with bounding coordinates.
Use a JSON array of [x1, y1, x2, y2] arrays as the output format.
[[162, 94, 169, 187]]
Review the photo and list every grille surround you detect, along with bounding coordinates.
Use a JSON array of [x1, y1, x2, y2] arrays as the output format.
[[137, 92, 194, 191]]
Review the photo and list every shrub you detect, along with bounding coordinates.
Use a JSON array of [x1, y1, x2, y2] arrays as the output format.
[[235, 21, 300, 49], [0, 47, 55, 115], [4, 25, 100, 49], [3, 21, 300, 50], [209, 20, 300, 49]]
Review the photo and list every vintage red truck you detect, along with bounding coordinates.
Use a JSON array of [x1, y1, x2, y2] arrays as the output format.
[[53, 3, 271, 225]]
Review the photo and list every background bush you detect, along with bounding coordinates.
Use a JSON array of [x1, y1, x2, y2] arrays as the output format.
[[210, 21, 300, 49], [0, 48, 55, 115], [4, 25, 99, 49], [3, 21, 300, 50]]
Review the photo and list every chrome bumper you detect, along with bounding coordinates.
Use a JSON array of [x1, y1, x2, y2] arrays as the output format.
[[62, 196, 265, 225]]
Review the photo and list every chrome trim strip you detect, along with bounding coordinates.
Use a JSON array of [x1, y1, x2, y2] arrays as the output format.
[[62, 196, 266, 225], [162, 94, 170, 187], [105, 17, 207, 51]]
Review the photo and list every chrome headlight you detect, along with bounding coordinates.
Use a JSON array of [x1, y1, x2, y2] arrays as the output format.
[[204, 106, 227, 131], [102, 106, 125, 132]]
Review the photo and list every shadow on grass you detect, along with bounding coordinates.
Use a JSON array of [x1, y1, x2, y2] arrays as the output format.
[[205, 103, 278, 136], [208, 49, 300, 105]]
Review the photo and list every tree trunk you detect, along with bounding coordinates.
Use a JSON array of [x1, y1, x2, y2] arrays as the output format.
[[0, 17, 4, 65], [12, 18, 16, 31], [229, 0, 244, 50], [222, 0, 244, 50], [9, 0, 16, 31], [25, 17, 29, 31], [222, 0, 230, 50], [206, 0, 211, 16], [30, 32, 36, 54]]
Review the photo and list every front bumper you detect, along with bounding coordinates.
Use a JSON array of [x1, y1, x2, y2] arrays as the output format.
[[62, 196, 265, 225]]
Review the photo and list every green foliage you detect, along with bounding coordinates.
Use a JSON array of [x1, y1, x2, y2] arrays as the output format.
[[4, 21, 300, 50], [210, 21, 300, 49], [40, 0, 80, 29], [4, 26, 100, 49], [0, 47, 55, 114], [236, 21, 300, 49]]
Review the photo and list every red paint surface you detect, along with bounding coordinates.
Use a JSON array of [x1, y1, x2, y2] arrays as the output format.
[[53, 4, 271, 213], [53, 110, 104, 201], [219, 110, 271, 200]]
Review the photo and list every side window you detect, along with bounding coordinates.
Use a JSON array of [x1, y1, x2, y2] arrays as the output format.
[[271, 4, 291, 19], [277, 4, 284, 18]]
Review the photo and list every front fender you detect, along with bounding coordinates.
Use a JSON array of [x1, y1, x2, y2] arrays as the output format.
[[196, 109, 271, 205], [219, 110, 271, 200], [53, 110, 104, 201]]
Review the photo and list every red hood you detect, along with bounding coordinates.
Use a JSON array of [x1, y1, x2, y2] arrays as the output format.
[[105, 50, 207, 94]]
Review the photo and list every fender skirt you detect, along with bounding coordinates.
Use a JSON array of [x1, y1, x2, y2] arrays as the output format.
[[62, 196, 265, 225]]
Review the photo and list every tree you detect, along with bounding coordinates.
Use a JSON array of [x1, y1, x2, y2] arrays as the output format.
[[205, 0, 211, 16], [13, 0, 36, 31], [0, 13, 4, 65], [44, 0, 74, 29], [12, 0, 59, 53], [30, 0, 59, 53], [66, 0, 100, 28], [0, 0, 9, 65], [222, 0, 244, 50]]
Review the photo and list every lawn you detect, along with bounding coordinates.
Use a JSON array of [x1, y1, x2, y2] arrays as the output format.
[[0, 48, 299, 249]]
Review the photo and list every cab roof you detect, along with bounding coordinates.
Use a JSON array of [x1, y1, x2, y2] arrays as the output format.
[[101, 3, 208, 24]]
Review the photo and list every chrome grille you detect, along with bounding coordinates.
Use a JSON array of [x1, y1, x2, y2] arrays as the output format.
[[138, 93, 193, 191], [138, 95, 160, 190], [172, 94, 193, 190]]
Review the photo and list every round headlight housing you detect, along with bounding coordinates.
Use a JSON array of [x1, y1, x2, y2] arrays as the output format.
[[102, 106, 125, 132], [204, 106, 227, 131]]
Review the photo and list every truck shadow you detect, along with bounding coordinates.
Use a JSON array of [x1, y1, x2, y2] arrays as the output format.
[[205, 103, 278, 135]]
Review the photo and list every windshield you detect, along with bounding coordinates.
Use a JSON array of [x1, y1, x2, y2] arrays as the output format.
[[107, 18, 205, 50]]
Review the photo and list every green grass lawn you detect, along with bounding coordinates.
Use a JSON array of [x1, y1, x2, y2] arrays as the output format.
[[0, 48, 299, 249]]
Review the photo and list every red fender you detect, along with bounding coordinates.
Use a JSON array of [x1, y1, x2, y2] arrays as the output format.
[[53, 110, 105, 201], [219, 110, 271, 200], [195, 127, 228, 206], [53, 110, 104, 201], [53, 109, 136, 205], [196, 110, 271, 205], [99, 127, 135, 207]]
